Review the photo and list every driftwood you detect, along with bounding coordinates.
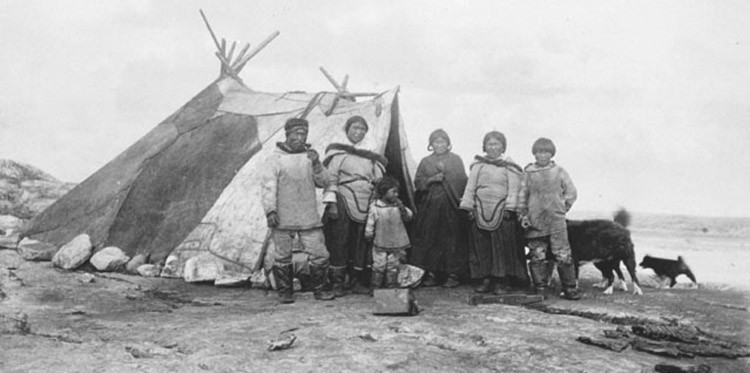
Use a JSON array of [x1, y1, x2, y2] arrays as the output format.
[[576, 336, 629, 352], [631, 338, 694, 358], [654, 363, 712, 373], [468, 293, 544, 306], [579, 323, 750, 359]]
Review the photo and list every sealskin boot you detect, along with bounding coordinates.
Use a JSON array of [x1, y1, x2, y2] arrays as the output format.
[[371, 270, 385, 290], [272, 264, 295, 304], [310, 265, 335, 301], [557, 262, 582, 301], [529, 260, 551, 294], [474, 277, 494, 293], [329, 266, 346, 298], [351, 269, 372, 295], [442, 274, 461, 288], [385, 270, 399, 288]]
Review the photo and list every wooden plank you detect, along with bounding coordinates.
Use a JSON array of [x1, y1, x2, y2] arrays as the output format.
[[468, 293, 544, 306]]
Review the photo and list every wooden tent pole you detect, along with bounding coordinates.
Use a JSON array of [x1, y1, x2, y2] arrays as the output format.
[[199, 9, 224, 54], [232, 30, 281, 72], [319, 66, 343, 92], [234, 43, 251, 66], [341, 74, 349, 91], [214, 53, 241, 80], [227, 41, 237, 62]]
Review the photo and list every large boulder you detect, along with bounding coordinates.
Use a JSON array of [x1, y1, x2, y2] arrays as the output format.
[[0, 215, 24, 249], [16, 238, 57, 261], [183, 253, 223, 283], [52, 234, 92, 270], [89, 246, 130, 272], [214, 271, 251, 287], [0, 160, 75, 219], [125, 254, 148, 274], [137, 264, 161, 277], [0, 215, 24, 232]]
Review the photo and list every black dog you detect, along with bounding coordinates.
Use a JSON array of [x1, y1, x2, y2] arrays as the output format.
[[639, 255, 697, 288], [565, 210, 642, 295]]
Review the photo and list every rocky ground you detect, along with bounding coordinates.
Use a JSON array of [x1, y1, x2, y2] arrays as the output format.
[[1, 247, 748, 373]]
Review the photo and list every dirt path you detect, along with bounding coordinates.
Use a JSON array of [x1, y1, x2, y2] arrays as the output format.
[[1, 250, 748, 372]]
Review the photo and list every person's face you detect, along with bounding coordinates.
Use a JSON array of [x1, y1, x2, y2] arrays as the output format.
[[484, 138, 504, 159], [534, 151, 553, 167], [383, 187, 399, 203], [346, 122, 368, 144], [285, 128, 308, 152], [432, 137, 449, 155]]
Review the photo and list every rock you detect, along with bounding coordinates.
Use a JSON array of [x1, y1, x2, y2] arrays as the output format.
[[125, 254, 148, 274], [0, 312, 30, 335], [52, 234, 92, 270], [160, 255, 181, 278], [250, 270, 269, 289], [267, 334, 296, 351], [137, 264, 161, 277], [214, 271, 251, 287], [183, 253, 222, 283], [0, 250, 24, 269], [77, 273, 95, 283], [373, 289, 420, 316], [89, 246, 129, 272], [16, 238, 58, 261], [398, 264, 425, 288], [0, 234, 20, 249], [0, 215, 24, 231]]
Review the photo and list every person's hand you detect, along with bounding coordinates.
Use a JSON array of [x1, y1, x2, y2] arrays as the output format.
[[520, 216, 532, 229], [266, 212, 280, 228], [503, 210, 516, 221], [323, 203, 339, 221], [429, 172, 444, 184], [462, 209, 475, 221], [307, 149, 320, 165]]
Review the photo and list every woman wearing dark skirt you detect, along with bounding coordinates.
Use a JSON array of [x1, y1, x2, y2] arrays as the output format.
[[409, 129, 469, 287], [322, 116, 386, 296], [459, 131, 529, 293]]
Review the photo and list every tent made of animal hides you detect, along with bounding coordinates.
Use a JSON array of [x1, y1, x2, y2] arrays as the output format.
[[23, 74, 417, 282]]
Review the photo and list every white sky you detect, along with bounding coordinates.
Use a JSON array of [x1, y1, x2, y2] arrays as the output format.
[[1, 0, 749, 217]]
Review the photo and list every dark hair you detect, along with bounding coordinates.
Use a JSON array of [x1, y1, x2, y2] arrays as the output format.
[[344, 116, 368, 133], [284, 117, 309, 135], [531, 137, 556, 156], [482, 131, 507, 153], [376, 176, 400, 197], [428, 129, 451, 151]]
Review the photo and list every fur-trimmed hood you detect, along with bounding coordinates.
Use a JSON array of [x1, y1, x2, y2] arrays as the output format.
[[275, 142, 311, 154], [323, 142, 388, 167], [471, 155, 523, 173], [523, 161, 556, 173]]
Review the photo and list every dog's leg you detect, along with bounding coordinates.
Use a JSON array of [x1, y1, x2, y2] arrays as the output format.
[[632, 281, 643, 295], [595, 262, 616, 295], [614, 265, 628, 292], [623, 257, 642, 295]]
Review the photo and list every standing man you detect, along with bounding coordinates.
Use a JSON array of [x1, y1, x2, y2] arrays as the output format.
[[261, 117, 335, 303]]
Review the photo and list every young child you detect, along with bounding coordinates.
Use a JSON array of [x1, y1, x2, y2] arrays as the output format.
[[365, 176, 413, 290], [518, 138, 581, 300]]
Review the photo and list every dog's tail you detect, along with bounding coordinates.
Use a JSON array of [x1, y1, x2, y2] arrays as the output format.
[[678, 256, 698, 284], [613, 208, 631, 228]]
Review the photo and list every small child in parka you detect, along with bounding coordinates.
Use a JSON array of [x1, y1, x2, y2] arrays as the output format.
[[518, 137, 581, 300], [365, 176, 413, 290]]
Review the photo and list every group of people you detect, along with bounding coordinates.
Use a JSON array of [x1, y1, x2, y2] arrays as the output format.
[[261, 115, 581, 304]]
